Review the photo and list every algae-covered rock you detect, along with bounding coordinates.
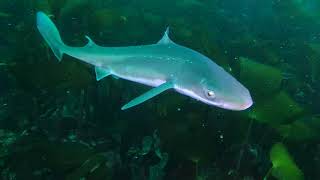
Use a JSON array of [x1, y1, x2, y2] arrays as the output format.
[[265, 143, 304, 180], [248, 91, 304, 125], [66, 153, 112, 180], [8, 135, 114, 179], [0, 129, 18, 158], [239, 57, 283, 99]]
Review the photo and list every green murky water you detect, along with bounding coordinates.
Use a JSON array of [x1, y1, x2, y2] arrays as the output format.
[[0, 0, 320, 179]]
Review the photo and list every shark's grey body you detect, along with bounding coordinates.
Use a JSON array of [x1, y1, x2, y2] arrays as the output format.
[[37, 12, 253, 110]]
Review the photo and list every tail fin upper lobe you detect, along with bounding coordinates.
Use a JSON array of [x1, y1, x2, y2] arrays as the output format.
[[37, 12, 65, 61]]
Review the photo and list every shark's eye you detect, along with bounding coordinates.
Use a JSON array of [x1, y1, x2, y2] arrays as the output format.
[[207, 91, 215, 98]]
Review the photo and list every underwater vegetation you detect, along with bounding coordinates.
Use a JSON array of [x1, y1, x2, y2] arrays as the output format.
[[1, 0, 320, 179], [265, 143, 304, 180]]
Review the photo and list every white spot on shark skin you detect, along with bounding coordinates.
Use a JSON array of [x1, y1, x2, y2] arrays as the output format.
[[95, 62, 103, 67], [123, 75, 165, 87]]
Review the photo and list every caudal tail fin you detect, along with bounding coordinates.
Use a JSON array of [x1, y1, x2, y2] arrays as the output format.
[[37, 11, 66, 61]]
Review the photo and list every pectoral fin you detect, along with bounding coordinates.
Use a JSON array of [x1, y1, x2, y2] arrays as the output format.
[[121, 81, 173, 110], [95, 67, 111, 81]]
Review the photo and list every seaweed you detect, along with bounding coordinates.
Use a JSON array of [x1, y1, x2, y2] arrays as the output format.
[[248, 91, 304, 125], [264, 143, 304, 180], [1, 0, 320, 179], [275, 115, 320, 142], [239, 57, 283, 100]]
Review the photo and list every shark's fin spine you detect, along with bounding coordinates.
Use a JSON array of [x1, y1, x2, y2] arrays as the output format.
[[157, 27, 173, 45], [95, 67, 111, 81], [85, 36, 97, 47]]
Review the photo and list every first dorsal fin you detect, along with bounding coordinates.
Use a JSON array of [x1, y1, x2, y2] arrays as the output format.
[[157, 27, 173, 45], [85, 35, 96, 47]]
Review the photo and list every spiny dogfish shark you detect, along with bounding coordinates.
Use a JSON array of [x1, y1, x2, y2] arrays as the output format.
[[37, 11, 253, 111]]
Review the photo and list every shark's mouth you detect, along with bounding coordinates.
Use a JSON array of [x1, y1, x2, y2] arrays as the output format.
[[175, 87, 253, 111], [218, 99, 253, 111]]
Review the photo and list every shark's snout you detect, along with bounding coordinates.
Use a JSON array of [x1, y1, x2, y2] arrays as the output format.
[[238, 95, 253, 110], [216, 88, 253, 111], [219, 98, 252, 111]]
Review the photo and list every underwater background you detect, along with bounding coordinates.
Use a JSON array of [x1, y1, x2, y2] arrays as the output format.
[[0, 0, 320, 179]]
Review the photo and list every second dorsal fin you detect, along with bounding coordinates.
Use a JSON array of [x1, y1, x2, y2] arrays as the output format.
[[95, 66, 111, 81], [85, 35, 97, 47], [157, 27, 173, 45]]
